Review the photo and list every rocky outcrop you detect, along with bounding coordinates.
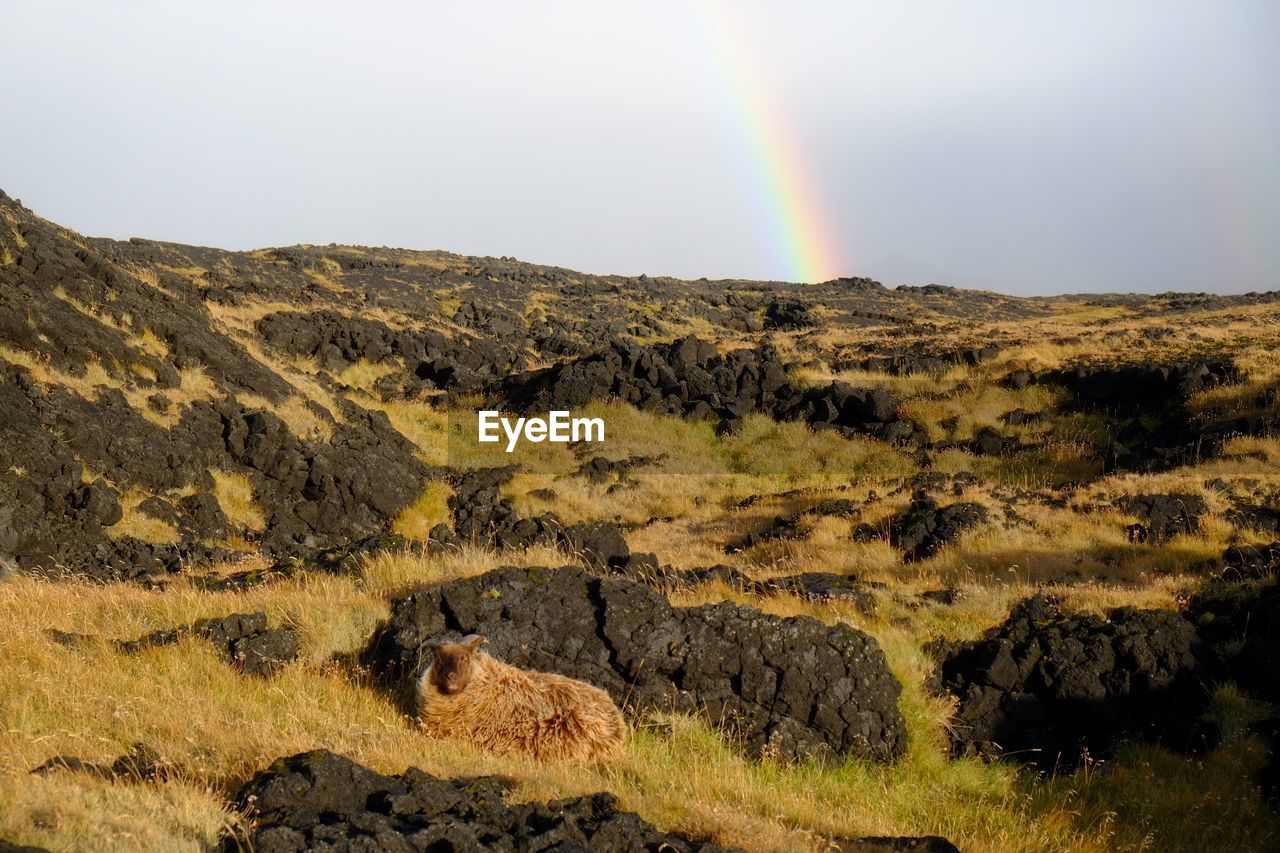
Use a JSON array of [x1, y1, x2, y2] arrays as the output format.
[[366, 566, 906, 763], [763, 297, 815, 330], [1043, 360, 1241, 412], [258, 309, 522, 394], [837, 345, 999, 377], [231, 750, 736, 852], [500, 336, 927, 445], [932, 594, 1203, 770], [430, 468, 647, 572]]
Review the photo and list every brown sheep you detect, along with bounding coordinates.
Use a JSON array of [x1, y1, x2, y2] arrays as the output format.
[[415, 634, 626, 763]]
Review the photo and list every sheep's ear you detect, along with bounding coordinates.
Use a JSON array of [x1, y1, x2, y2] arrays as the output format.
[[424, 640, 442, 654], [462, 634, 487, 651]]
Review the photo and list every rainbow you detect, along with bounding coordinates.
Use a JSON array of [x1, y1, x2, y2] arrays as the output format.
[[699, 2, 845, 284]]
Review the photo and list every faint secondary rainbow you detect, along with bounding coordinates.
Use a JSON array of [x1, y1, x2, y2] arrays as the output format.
[[699, 2, 844, 283]]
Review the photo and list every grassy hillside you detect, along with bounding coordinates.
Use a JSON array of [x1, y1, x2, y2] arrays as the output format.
[[1, 188, 1278, 851]]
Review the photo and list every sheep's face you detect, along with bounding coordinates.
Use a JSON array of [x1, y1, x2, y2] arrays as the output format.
[[425, 634, 486, 695]]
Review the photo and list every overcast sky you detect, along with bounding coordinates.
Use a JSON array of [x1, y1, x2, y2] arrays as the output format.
[[2, 1, 1277, 294]]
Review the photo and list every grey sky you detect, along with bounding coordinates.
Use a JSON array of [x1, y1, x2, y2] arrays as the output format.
[[2, 1, 1277, 295]]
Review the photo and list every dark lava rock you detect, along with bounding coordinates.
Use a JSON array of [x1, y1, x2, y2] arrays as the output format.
[[1045, 359, 1241, 413], [918, 588, 964, 606], [438, 468, 647, 572], [191, 564, 299, 592], [1189, 577, 1280, 799], [258, 309, 521, 389], [32, 742, 172, 783], [500, 336, 926, 446], [844, 345, 998, 377], [366, 566, 906, 763], [970, 426, 1017, 456], [1218, 542, 1280, 579], [119, 612, 300, 676], [271, 532, 410, 575], [727, 498, 861, 552], [761, 572, 881, 612], [1226, 504, 1280, 535], [230, 749, 736, 852], [1001, 358, 1272, 473], [1000, 408, 1043, 427], [884, 491, 988, 562], [576, 454, 660, 484], [832, 836, 961, 853], [1189, 579, 1280, 705], [933, 594, 1203, 770], [764, 297, 815, 330], [1120, 494, 1207, 544]]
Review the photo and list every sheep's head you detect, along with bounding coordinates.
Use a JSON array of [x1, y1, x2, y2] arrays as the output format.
[[424, 634, 486, 695]]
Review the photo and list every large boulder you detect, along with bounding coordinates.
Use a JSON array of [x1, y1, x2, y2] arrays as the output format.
[[933, 594, 1203, 770], [366, 566, 906, 763], [232, 749, 735, 852]]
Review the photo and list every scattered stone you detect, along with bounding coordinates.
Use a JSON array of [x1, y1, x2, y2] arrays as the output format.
[[761, 572, 880, 612], [500, 336, 927, 445], [32, 742, 172, 783], [119, 612, 300, 677], [918, 588, 964, 606], [438, 468, 648, 571]]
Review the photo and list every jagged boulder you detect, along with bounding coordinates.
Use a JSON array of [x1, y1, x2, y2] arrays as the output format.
[[932, 594, 1204, 770], [230, 750, 736, 852], [366, 566, 906, 763], [763, 297, 815, 330]]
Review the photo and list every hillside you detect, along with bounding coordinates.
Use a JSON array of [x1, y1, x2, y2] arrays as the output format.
[[2, 188, 1280, 851]]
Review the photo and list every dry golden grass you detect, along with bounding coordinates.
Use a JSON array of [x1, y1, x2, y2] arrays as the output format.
[[235, 391, 333, 443], [0, 551, 1273, 852], [6, 225, 1280, 850], [334, 358, 398, 390], [392, 481, 453, 542], [105, 489, 182, 546], [209, 470, 265, 534]]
